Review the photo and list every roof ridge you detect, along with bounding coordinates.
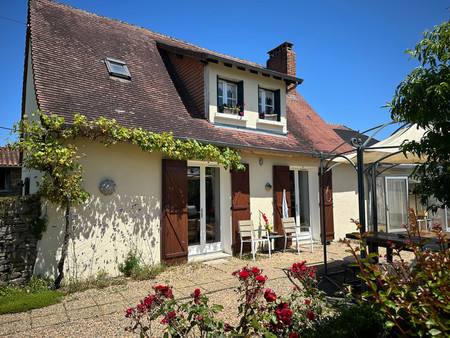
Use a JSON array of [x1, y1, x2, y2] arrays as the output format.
[[36, 0, 265, 69]]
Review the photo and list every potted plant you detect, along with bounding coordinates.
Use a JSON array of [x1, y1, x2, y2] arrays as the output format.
[[220, 103, 245, 116]]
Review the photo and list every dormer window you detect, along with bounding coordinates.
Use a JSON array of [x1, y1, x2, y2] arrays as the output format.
[[259, 88, 280, 121], [218, 78, 244, 114], [104, 57, 131, 80]]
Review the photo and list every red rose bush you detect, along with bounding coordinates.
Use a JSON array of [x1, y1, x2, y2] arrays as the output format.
[[125, 262, 331, 337]]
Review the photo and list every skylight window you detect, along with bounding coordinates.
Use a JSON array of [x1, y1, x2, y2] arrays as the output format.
[[104, 57, 131, 80]]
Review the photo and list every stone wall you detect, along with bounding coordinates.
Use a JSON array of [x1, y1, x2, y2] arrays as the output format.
[[0, 195, 41, 285]]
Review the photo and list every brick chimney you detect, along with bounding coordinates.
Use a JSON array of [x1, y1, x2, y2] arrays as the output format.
[[266, 42, 296, 77]]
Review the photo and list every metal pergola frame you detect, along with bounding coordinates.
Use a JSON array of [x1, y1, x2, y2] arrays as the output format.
[[318, 121, 411, 276]]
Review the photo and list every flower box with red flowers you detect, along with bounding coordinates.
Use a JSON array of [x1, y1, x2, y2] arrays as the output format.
[[219, 103, 245, 116]]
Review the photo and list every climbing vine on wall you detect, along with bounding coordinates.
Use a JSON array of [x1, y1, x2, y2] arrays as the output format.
[[10, 110, 243, 288]]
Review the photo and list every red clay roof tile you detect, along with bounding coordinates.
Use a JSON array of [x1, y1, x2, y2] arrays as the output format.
[[0, 147, 20, 167]]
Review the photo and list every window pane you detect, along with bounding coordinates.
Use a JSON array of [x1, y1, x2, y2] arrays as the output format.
[[386, 178, 408, 230], [290, 171, 296, 218], [265, 92, 274, 105], [188, 167, 200, 246], [226, 83, 237, 105], [298, 171, 310, 228], [218, 82, 224, 107], [205, 167, 220, 243]]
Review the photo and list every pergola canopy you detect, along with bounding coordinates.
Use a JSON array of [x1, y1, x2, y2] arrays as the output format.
[[333, 124, 428, 165]]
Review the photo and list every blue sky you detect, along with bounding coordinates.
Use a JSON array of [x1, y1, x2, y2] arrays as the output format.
[[0, 0, 448, 145]]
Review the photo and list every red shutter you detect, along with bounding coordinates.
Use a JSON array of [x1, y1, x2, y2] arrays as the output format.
[[319, 168, 335, 243], [231, 164, 250, 255], [161, 159, 188, 265], [273, 165, 291, 249]]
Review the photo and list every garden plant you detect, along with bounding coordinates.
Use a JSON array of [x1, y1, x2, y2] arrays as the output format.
[[340, 211, 450, 336], [124, 262, 350, 337]]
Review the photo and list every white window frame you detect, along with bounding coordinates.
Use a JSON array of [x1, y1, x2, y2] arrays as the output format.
[[218, 79, 238, 108], [259, 88, 275, 114], [187, 163, 223, 256]]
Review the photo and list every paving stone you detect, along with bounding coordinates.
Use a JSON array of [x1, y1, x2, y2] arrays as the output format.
[[31, 313, 69, 328]]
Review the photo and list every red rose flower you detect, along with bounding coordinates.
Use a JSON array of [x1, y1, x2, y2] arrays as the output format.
[[251, 267, 260, 274], [239, 270, 249, 279], [256, 275, 266, 283], [305, 299, 311, 305], [264, 288, 277, 302], [307, 311, 315, 320], [290, 333, 299, 338]]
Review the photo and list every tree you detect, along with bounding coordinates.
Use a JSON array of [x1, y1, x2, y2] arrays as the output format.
[[388, 20, 450, 210], [11, 111, 243, 288]]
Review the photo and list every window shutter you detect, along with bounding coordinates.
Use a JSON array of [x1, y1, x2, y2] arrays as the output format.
[[274, 89, 281, 119], [238, 81, 244, 112]]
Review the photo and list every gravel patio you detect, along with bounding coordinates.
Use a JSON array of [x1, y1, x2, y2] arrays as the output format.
[[1, 241, 364, 337]]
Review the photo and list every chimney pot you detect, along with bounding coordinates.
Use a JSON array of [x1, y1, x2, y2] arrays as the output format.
[[266, 42, 296, 78]]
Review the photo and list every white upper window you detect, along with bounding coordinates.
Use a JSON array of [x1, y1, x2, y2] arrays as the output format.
[[218, 80, 237, 107], [259, 88, 274, 114]]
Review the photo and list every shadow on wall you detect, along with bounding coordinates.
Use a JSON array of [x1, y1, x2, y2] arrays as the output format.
[[34, 193, 160, 281]]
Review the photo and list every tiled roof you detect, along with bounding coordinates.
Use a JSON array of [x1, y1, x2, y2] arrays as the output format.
[[28, 0, 349, 156], [0, 147, 20, 167], [328, 123, 379, 148]]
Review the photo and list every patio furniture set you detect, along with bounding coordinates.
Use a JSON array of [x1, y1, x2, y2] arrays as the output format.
[[238, 217, 314, 260]]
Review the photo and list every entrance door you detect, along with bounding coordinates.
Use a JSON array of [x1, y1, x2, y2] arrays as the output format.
[[187, 165, 221, 255], [386, 177, 409, 232], [290, 170, 311, 233]]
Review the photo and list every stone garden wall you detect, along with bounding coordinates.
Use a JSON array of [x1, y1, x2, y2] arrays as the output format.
[[0, 195, 41, 285]]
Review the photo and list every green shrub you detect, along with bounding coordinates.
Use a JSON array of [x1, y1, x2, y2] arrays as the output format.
[[303, 303, 390, 337], [119, 250, 141, 277], [132, 263, 166, 280]]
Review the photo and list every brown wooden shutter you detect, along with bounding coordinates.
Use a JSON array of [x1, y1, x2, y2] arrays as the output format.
[[231, 164, 250, 255], [161, 159, 188, 265], [273, 165, 291, 249], [319, 168, 335, 243]]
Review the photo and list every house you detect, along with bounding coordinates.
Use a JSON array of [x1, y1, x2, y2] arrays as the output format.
[[22, 0, 356, 279], [0, 147, 21, 197]]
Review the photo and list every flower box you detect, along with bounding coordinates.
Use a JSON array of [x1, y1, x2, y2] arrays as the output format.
[[222, 107, 239, 115], [264, 114, 278, 121]]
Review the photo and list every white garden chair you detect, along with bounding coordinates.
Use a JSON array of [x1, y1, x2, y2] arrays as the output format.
[[281, 217, 314, 254], [238, 220, 271, 261]]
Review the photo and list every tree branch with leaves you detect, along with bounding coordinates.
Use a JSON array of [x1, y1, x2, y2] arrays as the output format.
[[387, 20, 450, 210]]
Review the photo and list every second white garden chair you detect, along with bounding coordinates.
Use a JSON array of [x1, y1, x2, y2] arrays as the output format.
[[238, 220, 272, 261], [281, 217, 314, 254]]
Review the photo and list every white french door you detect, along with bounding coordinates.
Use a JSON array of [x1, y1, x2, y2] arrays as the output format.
[[385, 177, 409, 232], [289, 170, 311, 230], [187, 165, 222, 255]]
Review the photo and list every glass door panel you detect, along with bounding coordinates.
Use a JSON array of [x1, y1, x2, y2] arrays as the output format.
[[290, 170, 310, 229], [187, 167, 200, 246], [386, 177, 409, 232], [298, 171, 310, 227], [205, 167, 220, 244]]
